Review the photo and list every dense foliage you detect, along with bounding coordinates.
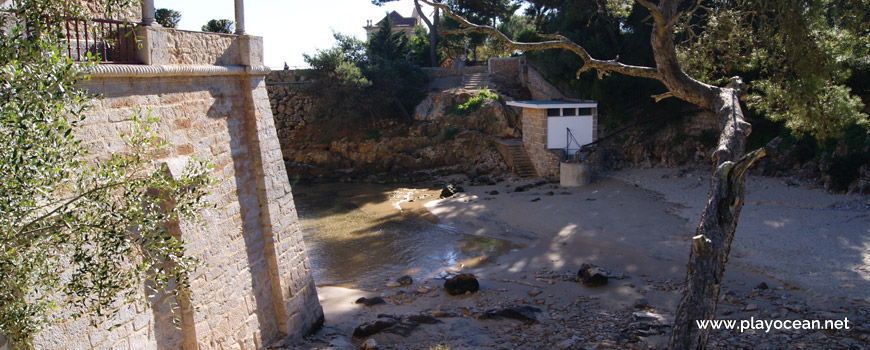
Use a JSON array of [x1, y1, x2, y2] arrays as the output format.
[[155, 8, 181, 28], [201, 19, 234, 33], [522, 0, 868, 138], [674, 0, 869, 139], [514, 0, 869, 188], [1, 1, 213, 348], [304, 16, 427, 123]]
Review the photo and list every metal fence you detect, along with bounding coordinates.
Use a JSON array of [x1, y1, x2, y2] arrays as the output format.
[[59, 16, 141, 64]]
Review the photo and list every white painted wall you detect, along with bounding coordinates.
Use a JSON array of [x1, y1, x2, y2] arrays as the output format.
[[547, 116, 594, 153]]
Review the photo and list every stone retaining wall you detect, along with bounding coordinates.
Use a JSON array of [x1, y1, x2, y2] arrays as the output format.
[[526, 64, 567, 101], [267, 83, 312, 156], [0, 28, 323, 350], [487, 57, 521, 75], [267, 69, 313, 83]]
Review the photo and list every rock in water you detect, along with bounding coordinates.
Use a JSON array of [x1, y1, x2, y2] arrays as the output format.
[[577, 263, 608, 286], [353, 318, 398, 338], [397, 275, 413, 285], [355, 297, 386, 306], [479, 306, 541, 324], [403, 313, 441, 325], [444, 273, 479, 295], [756, 282, 769, 290]]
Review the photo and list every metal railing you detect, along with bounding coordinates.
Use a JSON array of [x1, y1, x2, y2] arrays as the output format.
[[59, 16, 141, 64]]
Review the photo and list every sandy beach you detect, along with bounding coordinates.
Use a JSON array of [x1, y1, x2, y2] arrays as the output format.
[[290, 167, 870, 349]]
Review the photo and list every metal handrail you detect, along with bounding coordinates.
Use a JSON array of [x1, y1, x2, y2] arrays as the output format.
[[563, 128, 593, 162]]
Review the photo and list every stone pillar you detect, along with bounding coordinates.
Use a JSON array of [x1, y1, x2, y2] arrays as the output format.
[[234, 0, 246, 35], [141, 0, 155, 25]]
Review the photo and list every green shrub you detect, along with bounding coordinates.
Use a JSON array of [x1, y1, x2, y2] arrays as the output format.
[[448, 88, 499, 115]]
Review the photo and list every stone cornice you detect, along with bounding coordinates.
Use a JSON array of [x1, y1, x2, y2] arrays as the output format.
[[88, 64, 271, 78]]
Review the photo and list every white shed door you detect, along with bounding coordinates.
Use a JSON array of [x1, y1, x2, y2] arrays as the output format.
[[547, 116, 593, 153]]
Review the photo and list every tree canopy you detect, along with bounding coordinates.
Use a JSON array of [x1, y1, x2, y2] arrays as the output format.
[[155, 8, 181, 28], [304, 16, 427, 123], [201, 19, 234, 33]]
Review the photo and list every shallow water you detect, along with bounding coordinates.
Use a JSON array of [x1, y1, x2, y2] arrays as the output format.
[[293, 182, 518, 290]]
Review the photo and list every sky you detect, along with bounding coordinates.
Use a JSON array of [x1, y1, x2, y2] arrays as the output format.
[[153, 0, 421, 69]]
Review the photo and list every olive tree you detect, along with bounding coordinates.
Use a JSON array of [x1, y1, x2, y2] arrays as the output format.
[[420, 0, 868, 348], [1, 1, 213, 348]]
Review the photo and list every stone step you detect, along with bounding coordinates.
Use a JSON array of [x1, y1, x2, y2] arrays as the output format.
[[496, 139, 537, 178], [462, 72, 492, 89]]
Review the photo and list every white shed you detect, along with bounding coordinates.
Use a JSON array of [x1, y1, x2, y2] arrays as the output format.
[[506, 100, 598, 154]]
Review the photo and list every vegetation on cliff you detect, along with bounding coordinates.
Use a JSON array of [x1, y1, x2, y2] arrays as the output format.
[[303, 15, 428, 123]]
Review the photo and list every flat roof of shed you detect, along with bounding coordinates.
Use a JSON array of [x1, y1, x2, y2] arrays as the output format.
[[506, 100, 597, 109]]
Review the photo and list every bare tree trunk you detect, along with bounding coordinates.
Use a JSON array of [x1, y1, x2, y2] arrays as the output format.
[[415, 0, 440, 66], [668, 83, 765, 349], [431, 9, 439, 66], [639, 2, 767, 347]]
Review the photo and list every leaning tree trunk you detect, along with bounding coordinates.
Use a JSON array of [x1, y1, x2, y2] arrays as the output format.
[[668, 83, 765, 349], [415, 0, 440, 66], [642, 2, 766, 348]]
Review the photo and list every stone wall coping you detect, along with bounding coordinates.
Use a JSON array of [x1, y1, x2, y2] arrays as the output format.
[[507, 100, 598, 109], [89, 64, 271, 78]]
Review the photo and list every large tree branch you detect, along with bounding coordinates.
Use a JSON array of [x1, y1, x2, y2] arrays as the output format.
[[635, 0, 666, 29], [420, 0, 660, 80], [414, 0, 434, 29]]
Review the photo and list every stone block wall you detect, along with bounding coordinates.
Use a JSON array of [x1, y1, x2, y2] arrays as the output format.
[[145, 27, 241, 66], [22, 68, 324, 350], [487, 57, 521, 75], [266, 83, 312, 156], [521, 108, 560, 178], [526, 64, 567, 101], [266, 70, 312, 83], [0, 28, 323, 350]]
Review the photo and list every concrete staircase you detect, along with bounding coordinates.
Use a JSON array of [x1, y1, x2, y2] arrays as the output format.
[[496, 139, 537, 178], [462, 72, 491, 90]]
